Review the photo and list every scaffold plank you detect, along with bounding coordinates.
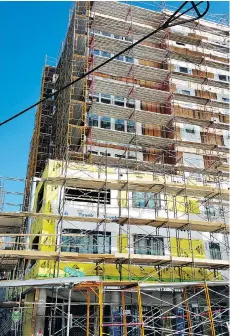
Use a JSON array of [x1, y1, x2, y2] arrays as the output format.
[[43, 176, 229, 201], [91, 128, 175, 149], [0, 212, 228, 233], [93, 77, 171, 103], [94, 55, 170, 83], [0, 250, 228, 269], [90, 155, 229, 177], [89, 102, 172, 126]]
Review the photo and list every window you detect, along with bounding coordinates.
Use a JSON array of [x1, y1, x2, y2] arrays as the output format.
[[134, 235, 164, 255], [181, 90, 191, 95], [61, 230, 111, 254], [93, 49, 100, 56], [179, 67, 189, 74], [115, 154, 125, 158], [65, 188, 111, 204], [101, 116, 111, 129], [176, 41, 185, 46], [133, 192, 161, 209], [209, 242, 221, 260], [127, 152, 136, 160], [125, 56, 134, 63], [115, 119, 125, 131], [102, 31, 111, 37], [32, 236, 39, 250], [127, 120, 135, 133], [125, 36, 132, 42], [204, 206, 216, 218], [114, 96, 125, 107], [186, 128, 195, 134], [101, 94, 111, 104], [101, 51, 111, 58], [218, 75, 227, 81], [114, 34, 122, 40], [222, 97, 230, 102], [88, 151, 98, 155], [115, 55, 124, 61], [36, 184, 44, 213], [126, 98, 135, 108], [100, 152, 111, 156], [89, 92, 99, 103], [87, 113, 98, 127]]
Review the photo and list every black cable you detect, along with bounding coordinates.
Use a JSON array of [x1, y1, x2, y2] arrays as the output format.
[[0, 1, 209, 127]]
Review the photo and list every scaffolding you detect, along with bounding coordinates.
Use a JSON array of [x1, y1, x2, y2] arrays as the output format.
[[0, 1, 229, 335]]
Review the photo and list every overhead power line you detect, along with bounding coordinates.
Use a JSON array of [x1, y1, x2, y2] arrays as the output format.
[[0, 1, 209, 127]]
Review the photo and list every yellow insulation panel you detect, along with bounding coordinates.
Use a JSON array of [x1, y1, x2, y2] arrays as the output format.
[[171, 238, 205, 258], [27, 260, 221, 282]]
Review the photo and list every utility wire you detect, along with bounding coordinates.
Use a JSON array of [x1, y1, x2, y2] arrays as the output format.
[[0, 1, 209, 127]]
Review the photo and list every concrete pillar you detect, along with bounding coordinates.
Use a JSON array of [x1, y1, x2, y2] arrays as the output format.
[[34, 289, 47, 336]]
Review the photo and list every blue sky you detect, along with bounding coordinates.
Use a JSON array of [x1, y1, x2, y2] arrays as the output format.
[[0, 1, 229, 209]]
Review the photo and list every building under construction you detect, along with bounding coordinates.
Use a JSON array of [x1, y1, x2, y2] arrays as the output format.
[[0, 1, 229, 336]]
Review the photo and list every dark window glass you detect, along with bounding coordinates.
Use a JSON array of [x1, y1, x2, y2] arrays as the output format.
[[115, 55, 124, 61], [115, 119, 125, 131], [101, 51, 110, 58], [114, 96, 125, 107], [179, 67, 188, 73], [93, 49, 100, 56], [185, 128, 195, 134], [89, 93, 99, 102], [115, 154, 125, 158], [133, 192, 161, 209], [65, 188, 110, 204], [102, 31, 111, 37], [101, 94, 111, 104], [87, 113, 98, 127], [176, 42, 185, 46], [127, 120, 135, 133], [219, 75, 227, 81], [100, 152, 111, 156], [61, 231, 111, 254], [36, 184, 44, 213], [181, 90, 191, 95], [134, 235, 164, 255], [127, 99, 135, 108], [209, 242, 221, 260], [101, 116, 111, 129], [126, 56, 134, 63], [114, 34, 122, 39]]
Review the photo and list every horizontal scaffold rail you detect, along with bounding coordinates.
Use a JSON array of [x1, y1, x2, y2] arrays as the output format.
[[92, 7, 229, 55], [42, 177, 230, 201], [89, 102, 229, 131], [0, 212, 228, 233], [93, 1, 229, 43], [87, 127, 229, 154], [94, 55, 170, 83], [0, 250, 228, 269], [90, 155, 229, 177], [92, 77, 229, 114], [89, 102, 173, 126]]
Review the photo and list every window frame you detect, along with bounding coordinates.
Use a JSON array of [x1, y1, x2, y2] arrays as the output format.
[[134, 235, 165, 255]]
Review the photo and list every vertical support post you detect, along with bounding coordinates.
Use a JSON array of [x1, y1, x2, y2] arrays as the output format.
[[121, 291, 127, 336], [26, 177, 39, 249], [99, 283, 103, 336], [183, 288, 193, 336], [137, 286, 144, 336], [87, 288, 91, 336], [204, 282, 216, 336], [66, 288, 72, 336]]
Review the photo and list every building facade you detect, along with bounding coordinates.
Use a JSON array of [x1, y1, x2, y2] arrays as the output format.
[[22, 2, 229, 336]]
